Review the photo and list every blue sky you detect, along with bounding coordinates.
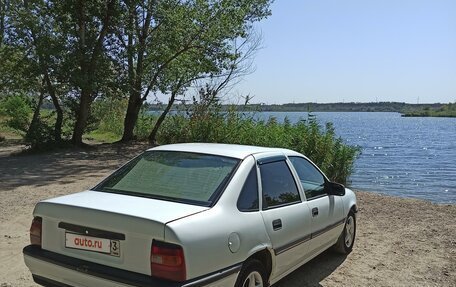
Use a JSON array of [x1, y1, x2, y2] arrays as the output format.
[[235, 0, 456, 104]]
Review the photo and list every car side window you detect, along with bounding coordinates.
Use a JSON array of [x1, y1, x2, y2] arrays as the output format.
[[237, 166, 259, 212], [289, 157, 326, 199], [259, 160, 301, 209]]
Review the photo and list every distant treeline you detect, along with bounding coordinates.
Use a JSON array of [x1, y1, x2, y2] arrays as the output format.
[[147, 102, 446, 113], [402, 102, 456, 118]]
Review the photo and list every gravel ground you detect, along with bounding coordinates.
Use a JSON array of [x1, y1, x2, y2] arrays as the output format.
[[0, 143, 455, 287]]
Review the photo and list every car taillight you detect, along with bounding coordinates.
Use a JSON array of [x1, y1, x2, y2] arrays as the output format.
[[151, 240, 186, 281], [30, 216, 42, 246]]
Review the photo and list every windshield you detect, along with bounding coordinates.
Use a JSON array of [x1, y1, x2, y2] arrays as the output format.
[[94, 151, 240, 206]]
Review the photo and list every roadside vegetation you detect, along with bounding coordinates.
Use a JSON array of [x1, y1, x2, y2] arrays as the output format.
[[402, 102, 456, 117]]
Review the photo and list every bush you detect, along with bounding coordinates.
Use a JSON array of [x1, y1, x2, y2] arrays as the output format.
[[154, 108, 360, 185], [0, 95, 32, 133], [134, 108, 156, 140], [25, 117, 56, 149], [90, 97, 128, 136]]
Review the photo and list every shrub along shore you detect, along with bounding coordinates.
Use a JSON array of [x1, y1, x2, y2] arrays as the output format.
[[1, 96, 360, 185], [86, 103, 360, 185]]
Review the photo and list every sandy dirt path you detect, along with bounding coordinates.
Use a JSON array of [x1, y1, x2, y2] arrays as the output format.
[[0, 144, 455, 287]]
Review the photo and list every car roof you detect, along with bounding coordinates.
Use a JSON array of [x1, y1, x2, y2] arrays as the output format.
[[148, 143, 301, 159]]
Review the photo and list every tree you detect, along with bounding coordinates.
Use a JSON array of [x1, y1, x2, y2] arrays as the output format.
[[52, 0, 119, 145], [117, 0, 272, 142], [148, 30, 262, 143], [3, 0, 67, 142], [3, 0, 272, 146], [0, 0, 7, 46]]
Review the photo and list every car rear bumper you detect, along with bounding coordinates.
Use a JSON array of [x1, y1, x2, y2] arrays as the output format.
[[23, 245, 240, 287]]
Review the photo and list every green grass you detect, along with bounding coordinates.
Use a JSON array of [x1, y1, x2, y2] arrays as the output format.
[[0, 116, 23, 140], [83, 130, 122, 143]]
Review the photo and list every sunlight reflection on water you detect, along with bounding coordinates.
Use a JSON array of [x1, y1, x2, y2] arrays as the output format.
[[260, 112, 456, 204]]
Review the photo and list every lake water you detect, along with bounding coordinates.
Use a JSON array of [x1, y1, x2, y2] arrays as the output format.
[[259, 112, 456, 204]]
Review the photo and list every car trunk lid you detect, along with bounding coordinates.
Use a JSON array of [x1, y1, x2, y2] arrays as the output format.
[[34, 190, 208, 276]]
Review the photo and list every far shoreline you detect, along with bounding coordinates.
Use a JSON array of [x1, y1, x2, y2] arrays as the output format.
[[401, 113, 456, 118], [147, 101, 448, 113]]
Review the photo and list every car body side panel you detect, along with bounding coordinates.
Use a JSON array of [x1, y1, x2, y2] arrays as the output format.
[[306, 195, 345, 254], [165, 209, 269, 280], [342, 188, 358, 215], [252, 152, 313, 280], [165, 156, 272, 280], [260, 203, 312, 279]]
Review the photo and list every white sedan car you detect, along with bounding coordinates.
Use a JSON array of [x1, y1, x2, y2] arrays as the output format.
[[24, 143, 357, 287]]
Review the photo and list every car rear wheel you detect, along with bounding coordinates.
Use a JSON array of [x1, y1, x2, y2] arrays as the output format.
[[235, 259, 267, 287], [333, 210, 356, 254]]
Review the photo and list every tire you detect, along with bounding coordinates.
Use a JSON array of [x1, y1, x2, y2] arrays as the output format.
[[333, 210, 356, 254], [235, 259, 268, 287]]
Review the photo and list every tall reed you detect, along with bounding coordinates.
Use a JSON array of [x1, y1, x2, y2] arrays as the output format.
[[156, 108, 360, 185]]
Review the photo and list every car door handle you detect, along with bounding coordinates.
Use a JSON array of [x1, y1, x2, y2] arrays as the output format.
[[312, 207, 319, 217], [272, 219, 282, 231]]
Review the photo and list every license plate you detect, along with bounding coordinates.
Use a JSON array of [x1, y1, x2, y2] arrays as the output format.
[[65, 232, 120, 257]]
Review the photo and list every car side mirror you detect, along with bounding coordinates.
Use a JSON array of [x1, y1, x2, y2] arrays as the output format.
[[326, 182, 345, 196]]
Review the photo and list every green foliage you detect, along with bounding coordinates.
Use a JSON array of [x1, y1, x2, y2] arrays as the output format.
[[90, 98, 128, 136], [86, 98, 156, 141], [403, 102, 456, 117], [134, 109, 156, 140], [84, 130, 121, 143], [0, 95, 32, 133], [154, 107, 360, 185], [25, 117, 55, 149], [3, 0, 273, 144], [82, 99, 156, 141]]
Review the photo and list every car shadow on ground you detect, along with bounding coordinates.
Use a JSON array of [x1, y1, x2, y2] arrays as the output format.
[[0, 143, 147, 191], [273, 249, 347, 287]]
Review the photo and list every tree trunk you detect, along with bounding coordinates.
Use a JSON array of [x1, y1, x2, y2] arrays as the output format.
[[52, 98, 64, 142], [71, 89, 91, 145], [121, 93, 142, 141], [26, 85, 45, 140], [43, 71, 63, 142], [148, 92, 177, 144], [71, 0, 115, 146], [0, 0, 5, 46], [120, 1, 154, 142]]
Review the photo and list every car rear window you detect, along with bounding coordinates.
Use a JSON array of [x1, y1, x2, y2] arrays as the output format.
[[95, 151, 240, 206]]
